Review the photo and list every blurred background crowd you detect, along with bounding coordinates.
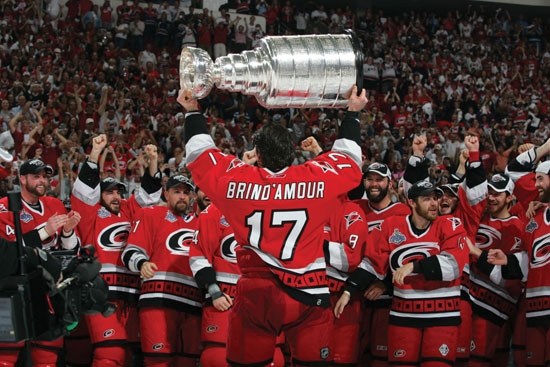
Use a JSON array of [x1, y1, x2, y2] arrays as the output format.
[[0, 0, 548, 204]]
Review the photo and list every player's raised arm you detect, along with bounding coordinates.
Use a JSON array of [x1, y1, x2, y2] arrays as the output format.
[[331, 85, 367, 167], [178, 90, 216, 166]]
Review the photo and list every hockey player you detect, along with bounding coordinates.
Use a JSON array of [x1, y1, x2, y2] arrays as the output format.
[[0, 158, 81, 367], [301, 135, 370, 365], [354, 161, 410, 367], [122, 175, 201, 367], [488, 138, 550, 367], [335, 180, 469, 367], [402, 134, 487, 366], [465, 174, 526, 367], [71, 134, 162, 367], [178, 85, 366, 366]]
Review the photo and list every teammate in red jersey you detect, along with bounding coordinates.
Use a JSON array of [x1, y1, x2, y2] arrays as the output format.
[[191, 203, 285, 367], [489, 138, 550, 367], [466, 174, 526, 367], [301, 136, 370, 365], [355, 162, 410, 367], [336, 180, 469, 367], [402, 134, 487, 366], [179, 85, 367, 366], [122, 175, 201, 367], [0, 158, 81, 367], [71, 134, 162, 367]]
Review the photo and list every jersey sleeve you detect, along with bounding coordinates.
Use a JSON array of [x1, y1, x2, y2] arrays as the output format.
[[324, 202, 368, 273], [122, 207, 155, 272], [345, 219, 391, 293], [403, 155, 430, 197], [132, 169, 163, 207], [413, 217, 468, 282], [190, 206, 221, 290], [72, 159, 101, 207], [463, 154, 487, 207], [505, 147, 539, 206]]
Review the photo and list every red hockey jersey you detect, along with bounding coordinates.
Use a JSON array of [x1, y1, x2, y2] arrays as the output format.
[[360, 215, 469, 327], [523, 208, 550, 326], [468, 215, 526, 325], [505, 147, 550, 326], [185, 113, 363, 307], [0, 196, 78, 250], [356, 200, 410, 307], [324, 200, 368, 294], [189, 204, 239, 300], [71, 160, 162, 302], [122, 206, 202, 314]]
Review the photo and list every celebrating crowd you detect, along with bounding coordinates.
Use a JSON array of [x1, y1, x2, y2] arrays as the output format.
[[0, 0, 549, 366]]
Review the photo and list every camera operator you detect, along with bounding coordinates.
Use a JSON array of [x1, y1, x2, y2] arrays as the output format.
[[0, 158, 81, 367]]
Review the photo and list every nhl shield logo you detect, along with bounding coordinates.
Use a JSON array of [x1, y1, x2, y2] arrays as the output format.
[[389, 229, 406, 245], [319, 347, 330, 360], [439, 344, 449, 356]]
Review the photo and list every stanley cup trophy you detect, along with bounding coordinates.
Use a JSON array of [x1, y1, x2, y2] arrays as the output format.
[[179, 31, 363, 109]]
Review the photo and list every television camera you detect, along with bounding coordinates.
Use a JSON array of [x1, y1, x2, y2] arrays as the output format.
[[0, 191, 113, 342]]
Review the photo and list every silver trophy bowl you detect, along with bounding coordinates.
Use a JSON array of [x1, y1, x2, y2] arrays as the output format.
[[179, 31, 363, 109]]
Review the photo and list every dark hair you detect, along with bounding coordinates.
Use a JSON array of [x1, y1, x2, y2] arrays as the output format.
[[253, 123, 294, 171]]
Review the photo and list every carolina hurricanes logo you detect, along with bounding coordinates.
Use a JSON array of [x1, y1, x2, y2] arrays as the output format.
[[226, 158, 245, 172], [389, 243, 439, 272], [0, 204, 7, 212], [368, 220, 383, 232], [103, 329, 115, 338], [447, 217, 462, 230], [220, 233, 238, 263], [311, 161, 337, 174], [475, 224, 502, 249], [205, 325, 218, 333], [152, 343, 164, 351], [344, 211, 363, 230], [511, 237, 522, 251], [98, 222, 131, 251], [166, 229, 196, 256], [530, 233, 550, 268]]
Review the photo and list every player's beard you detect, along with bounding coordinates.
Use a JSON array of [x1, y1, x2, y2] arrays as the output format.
[[487, 199, 506, 216], [540, 186, 550, 203], [416, 203, 438, 222], [24, 181, 46, 197], [366, 185, 389, 204], [172, 201, 188, 216], [104, 200, 120, 215]]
